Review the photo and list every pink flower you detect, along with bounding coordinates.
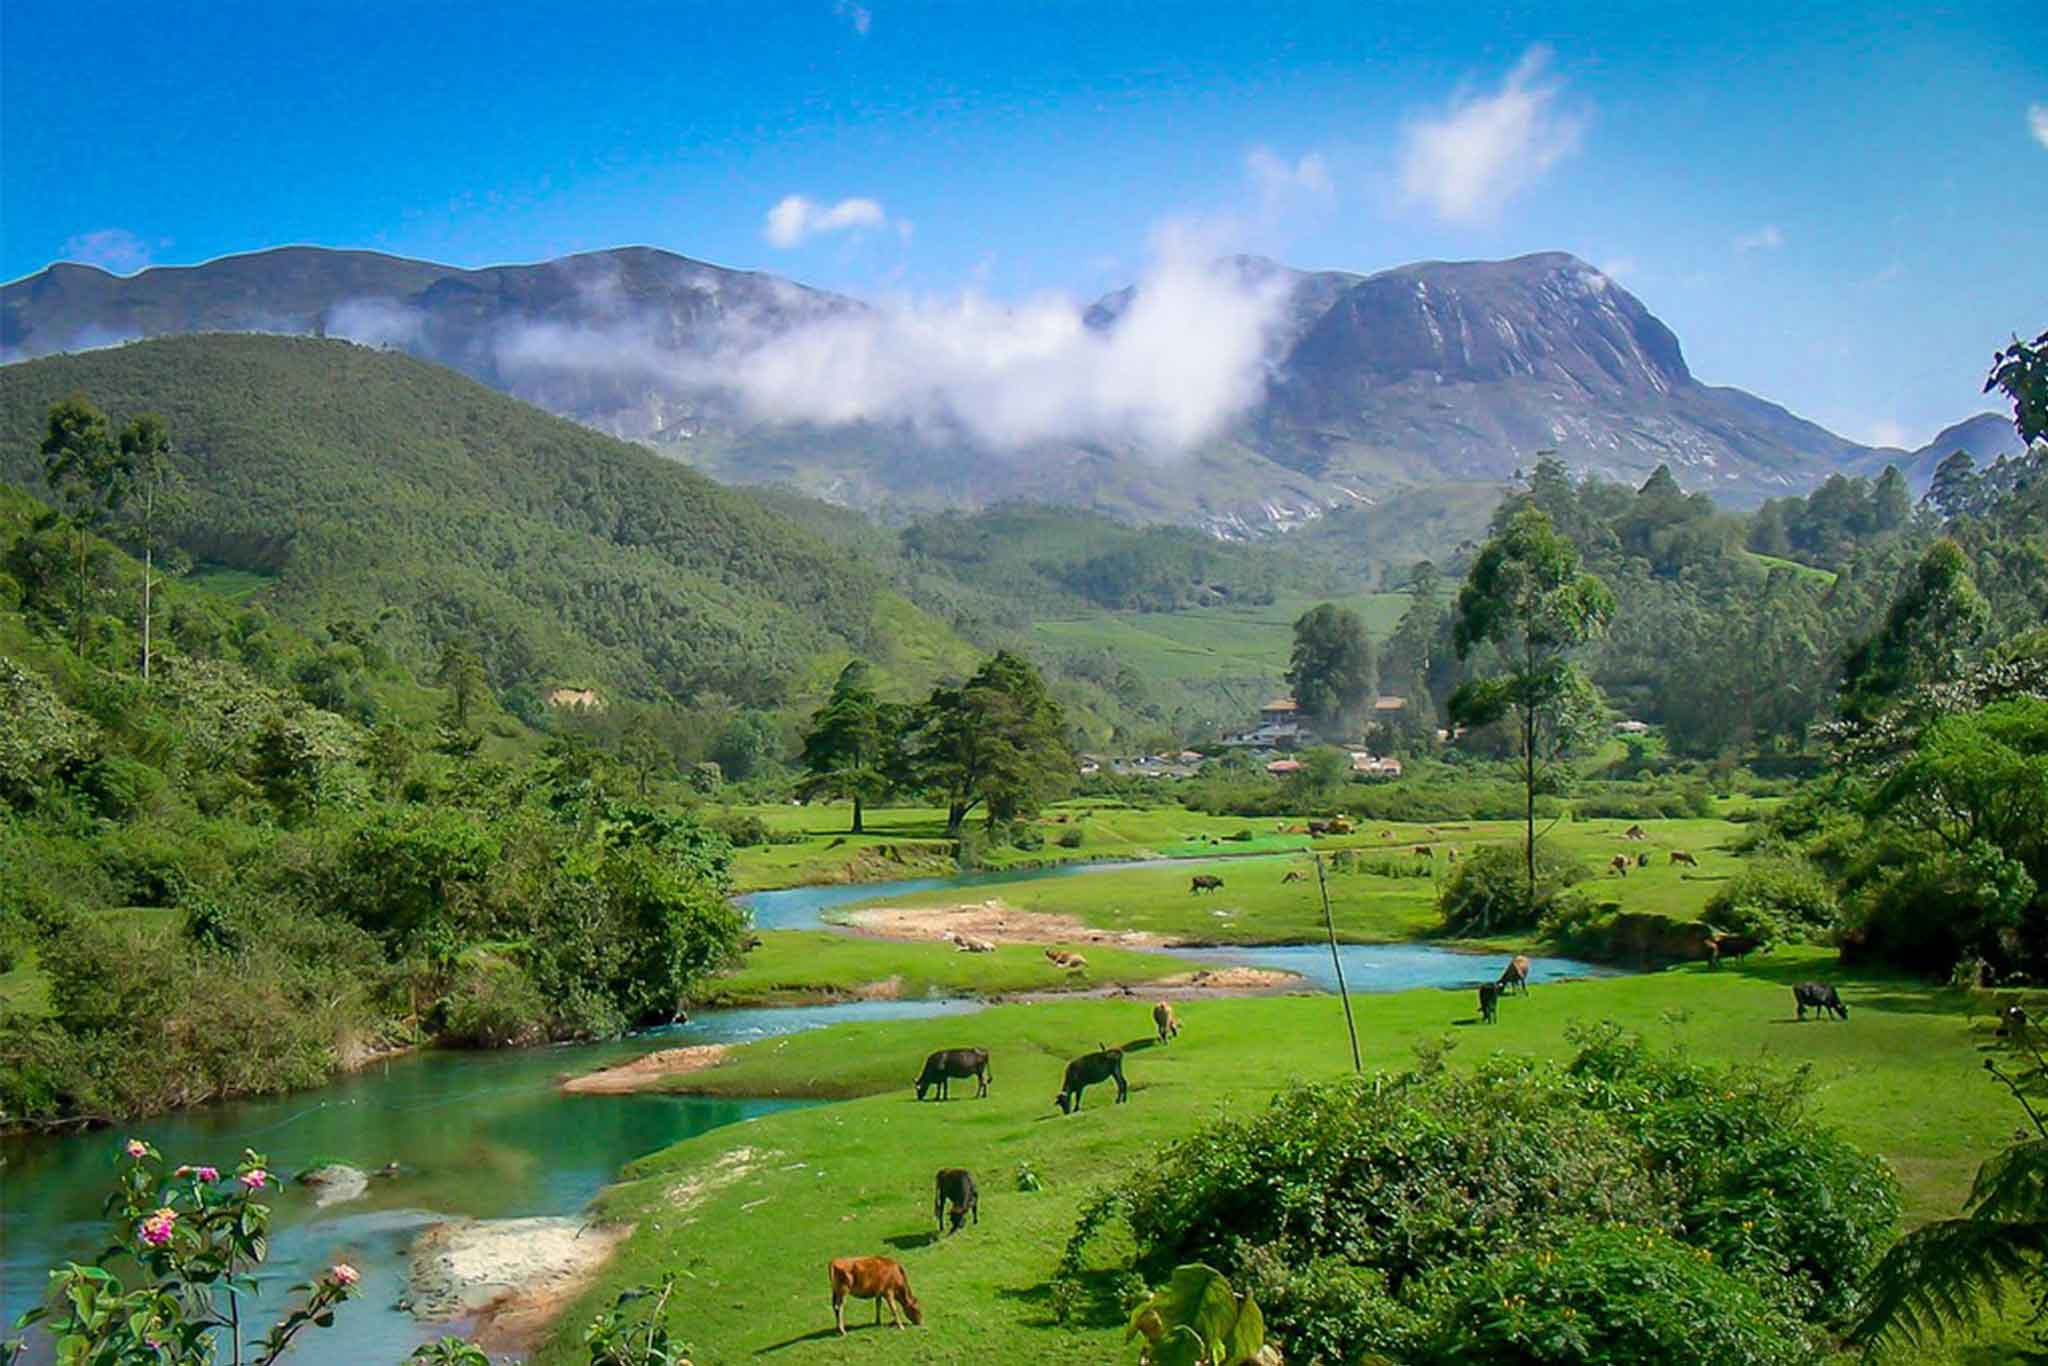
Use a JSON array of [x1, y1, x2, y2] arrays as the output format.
[[329, 1263, 360, 1287], [239, 1169, 269, 1190], [125, 1139, 148, 1159], [196, 1166, 220, 1183], [139, 1207, 178, 1247]]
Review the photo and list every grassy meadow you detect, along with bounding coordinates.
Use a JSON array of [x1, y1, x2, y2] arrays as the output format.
[[540, 951, 2027, 1364], [1029, 590, 1411, 689]]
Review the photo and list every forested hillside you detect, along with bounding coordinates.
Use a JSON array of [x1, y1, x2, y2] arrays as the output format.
[[0, 335, 924, 709]]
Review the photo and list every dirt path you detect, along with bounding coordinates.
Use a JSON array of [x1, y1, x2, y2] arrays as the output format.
[[560, 1044, 730, 1095]]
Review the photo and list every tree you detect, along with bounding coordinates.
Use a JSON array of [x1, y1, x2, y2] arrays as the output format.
[[116, 413, 180, 681], [39, 395, 129, 655], [435, 639, 488, 733], [616, 708, 671, 797], [1986, 328, 2048, 445], [1927, 451, 1983, 521], [797, 660, 902, 833], [1839, 539, 1991, 723], [908, 652, 1072, 834], [1873, 464, 1913, 534], [1286, 603, 1375, 740], [1448, 506, 1616, 905]]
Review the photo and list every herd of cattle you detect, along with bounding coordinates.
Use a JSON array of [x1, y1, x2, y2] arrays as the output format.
[[827, 839, 1857, 1336]]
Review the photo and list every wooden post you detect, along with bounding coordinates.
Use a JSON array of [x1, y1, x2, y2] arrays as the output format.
[[1316, 853, 1362, 1073]]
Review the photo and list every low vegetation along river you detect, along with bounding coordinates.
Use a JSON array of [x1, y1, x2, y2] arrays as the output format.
[[2, 862, 1615, 1363]]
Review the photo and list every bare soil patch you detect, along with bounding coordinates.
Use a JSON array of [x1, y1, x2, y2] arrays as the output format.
[[840, 899, 1171, 947], [404, 1215, 634, 1352], [560, 1044, 730, 1095]]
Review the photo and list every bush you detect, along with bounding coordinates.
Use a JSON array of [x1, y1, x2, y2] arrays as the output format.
[[706, 809, 770, 848], [1703, 856, 1839, 941], [437, 958, 549, 1048], [1008, 823, 1046, 851], [1438, 843, 1590, 935], [1056, 828, 1084, 848], [1426, 1223, 1822, 1364]]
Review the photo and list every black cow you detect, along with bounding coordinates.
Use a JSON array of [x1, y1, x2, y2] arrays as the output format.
[[1190, 875, 1224, 894], [1792, 982, 1849, 1021], [914, 1048, 991, 1101], [1054, 1045, 1127, 1113], [934, 1168, 979, 1234], [1477, 982, 1500, 1024]]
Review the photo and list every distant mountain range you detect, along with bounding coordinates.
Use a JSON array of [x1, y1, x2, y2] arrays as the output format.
[[2, 244, 2008, 530]]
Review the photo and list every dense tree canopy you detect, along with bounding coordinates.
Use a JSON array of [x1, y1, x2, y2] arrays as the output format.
[[1286, 602, 1375, 739]]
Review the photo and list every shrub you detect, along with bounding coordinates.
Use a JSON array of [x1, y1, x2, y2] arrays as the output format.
[[706, 808, 770, 848], [1426, 1223, 1823, 1364], [1008, 823, 1046, 851], [437, 958, 549, 1048], [1438, 843, 1590, 935], [1056, 828, 1084, 848], [1703, 856, 1839, 941]]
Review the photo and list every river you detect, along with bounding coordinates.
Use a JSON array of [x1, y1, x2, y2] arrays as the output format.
[[3, 859, 1615, 1362]]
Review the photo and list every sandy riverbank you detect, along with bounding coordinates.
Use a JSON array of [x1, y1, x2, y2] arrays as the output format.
[[560, 1044, 732, 1095], [403, 1215, 635, 1352], [838, 898, 1172, 946]]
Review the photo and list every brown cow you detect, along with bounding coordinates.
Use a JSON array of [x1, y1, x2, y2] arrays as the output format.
[[1497, 954, 1532, 995], [1413, 845, 1434, 858], [1282, 869, 1306, 884], [1190, 875, 1224, 894], [1153, 1001, 1180, 1044], [1624, 824, 1647, 841], [1609, 855, 1630, 877], [1044, 947, 1087, 969], [829, 1257, 922, 1333], [1670, 850, 1700, 867]]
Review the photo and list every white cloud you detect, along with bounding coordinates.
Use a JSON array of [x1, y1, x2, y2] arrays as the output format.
[[763, 194, 889, 248], [1734, 224, 1784, 252], [1865, 419, 1912, 450], [1396, 46, 1585, 224], [1596, 256, 1637, 282], [61, 228, 154, 275], [2030, 102, 2048, 150], [699, 226, 1292, 454], [833, 0, 871, 36], [1245, 147, 1333, 219]]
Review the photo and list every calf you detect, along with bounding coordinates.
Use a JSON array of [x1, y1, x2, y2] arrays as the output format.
[[1670, 849, 1700, 867], [829, 1257, 922, 1334], [933, 1168, 978, 1234], [1054, 1045, 1127, 1113], [1478, 981, 1500, 1023], [914, 1048, 991, 1101], [1609, 855, 1630, 877], [1153, 1000, 1180, 1044], [1792, 982, 1849, 1021], [1497, 954, 1531, 996], [1706, 934, 1766, 970], [1044, 948, 1087, 969], [1190, 875, 1224, 894]]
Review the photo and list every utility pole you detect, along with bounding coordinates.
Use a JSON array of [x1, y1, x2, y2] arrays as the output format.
[[1315, 853, 1362, 1073]]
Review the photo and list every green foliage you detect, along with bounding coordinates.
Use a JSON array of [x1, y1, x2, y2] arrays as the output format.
[[1061, 1031, 1896, 1360], [1839, 539, 1992, 723], [908, 651, 1073, 833], [1986, 328, 2048, 445], [1438, 841, 1590, 935], [1286, 602, 1375, 738], [0, 654, 95, 807], [798, 659, 902, 832], [1702, 856, 1839, 941], [1124, 1264, 1266, 1366], [583, 1277, 692, 1366]]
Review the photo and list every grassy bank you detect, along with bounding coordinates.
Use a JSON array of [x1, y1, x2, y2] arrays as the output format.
[[539, 950, 2021, 1363], [689, 930, 1197, 1007]]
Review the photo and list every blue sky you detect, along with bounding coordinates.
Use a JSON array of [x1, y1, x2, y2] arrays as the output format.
[[4, 1, 2044, 447]]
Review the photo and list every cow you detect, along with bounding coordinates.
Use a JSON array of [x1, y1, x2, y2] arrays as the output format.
[[1670, 849, 1700, 868], [1705, 934, 1767, 970], [1636, 851, 1651, 868], [1153, 1001, 1180, 1044], [1446, 848, 1458, 864], [829, 1257, 922, 1334], [951, 935, 996, 953], [1497, 954, 1531, 996], [1413, 845, 1434, 858], [1478, 982, 1500, 1024], [1054, 1045, 1127, 1113], [1792, 982, 1849, 1021], [914, 1048, 991, 1101], [1624, 824, 1647, 841], [1044, 948, 1086, 969], [934, 1169, 978, 1234], [1281, 869, 1306, 884], [1190, 875, 1224, 894], [1307, 820, 1332, 836], [1609, 855, 1630, 877]]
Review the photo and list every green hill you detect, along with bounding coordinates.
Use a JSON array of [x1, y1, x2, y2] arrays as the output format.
[[0, 335, 969, 708]]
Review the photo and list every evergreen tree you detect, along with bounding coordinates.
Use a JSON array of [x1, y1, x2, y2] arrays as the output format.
[[435, 639, 488, 733], [1286, 603, 1376, 739], [908, 652, 1071, 834], [797, 660, 900, 833], [39, 396, 129, 655], [1927, 451, 1982, 522]]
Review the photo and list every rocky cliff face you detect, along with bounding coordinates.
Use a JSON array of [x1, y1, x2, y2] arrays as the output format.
[[3, 244, 1886, 525]]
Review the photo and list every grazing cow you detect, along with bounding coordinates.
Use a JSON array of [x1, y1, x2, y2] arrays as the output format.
[[1624, 824, 1647, 841], [1636, 852, 1651, 868], [1497, 954, 1531, 996], [1792, 982, 1849, 1021], [1190, 875, 1224, 894], [1413, 845, 1434, 858], [1307, 819, 1332, 836], [1478, 982, 1500, 1023], [829, 1257, 922, 1334], [914, 1048, 991, 1101], [1282, 869, 1306, 884], [1054, 1045, 1127, 1113], [1705, 934, 1767, 970], [1153, 1001, 1180, 1044], [934, 1168, 979, 1234], [1671, 849, 1700, 868], [1609, 855, 1630, 877], [1044, 948, 1086, 969]]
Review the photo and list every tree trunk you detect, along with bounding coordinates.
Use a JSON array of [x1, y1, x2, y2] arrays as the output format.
[[141, 542, 152, 682], [946, 801, 968, 836], [851, 792, 864, 835]]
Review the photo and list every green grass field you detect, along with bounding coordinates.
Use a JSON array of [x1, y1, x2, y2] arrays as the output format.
[[1029, 591, 1411, 690], [538, 952, 2024, 1364], [693, 930, 1196, 1006]]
